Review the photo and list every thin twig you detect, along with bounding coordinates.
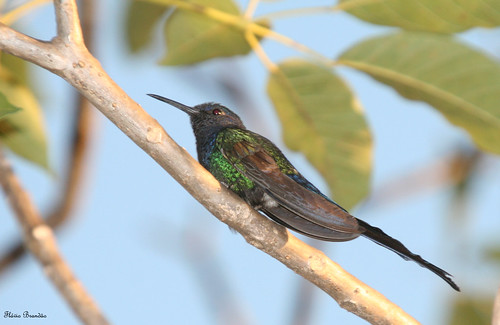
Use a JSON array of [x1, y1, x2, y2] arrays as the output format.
[[244, 0, 260, 19], [244, 30, 277, 72], [0, 0, 97, 278], [0, 1, 106, 323], [0, 243, 24, 275], [0, 88, 96, 277], [0, 0, 420, 323], [256, 6, 335, 21], [0, 0, 51, 25], [362, 149, 480, 211], [0, 149, 109, 325]]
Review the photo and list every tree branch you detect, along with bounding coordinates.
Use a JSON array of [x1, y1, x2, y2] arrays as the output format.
[[0, 0, 97, 278], [0, 0, 419, 323], [53, 0, 83, 45], [0, 149, 109, 325], [0, 73, 96, 277], [0, 24, 64, 70], [493, 285, 500, 325]]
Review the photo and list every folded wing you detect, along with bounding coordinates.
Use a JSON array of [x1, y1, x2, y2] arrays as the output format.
[[222, 139, 362, 241]]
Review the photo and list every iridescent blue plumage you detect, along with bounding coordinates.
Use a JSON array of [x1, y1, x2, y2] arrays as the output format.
[[148, 94, 459, 291]]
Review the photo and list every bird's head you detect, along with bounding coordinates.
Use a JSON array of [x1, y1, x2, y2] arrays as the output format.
[[148, 94, 245, 137]]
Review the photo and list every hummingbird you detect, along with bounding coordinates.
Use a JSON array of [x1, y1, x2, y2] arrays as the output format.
[[148, 94, 459, 291]]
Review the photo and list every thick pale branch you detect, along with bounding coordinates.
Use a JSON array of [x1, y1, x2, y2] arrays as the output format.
[[0, 1, 419, 323], [0, 150, 109, 325]]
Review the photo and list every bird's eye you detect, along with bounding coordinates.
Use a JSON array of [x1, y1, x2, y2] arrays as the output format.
[[212, 108, 223, 115]]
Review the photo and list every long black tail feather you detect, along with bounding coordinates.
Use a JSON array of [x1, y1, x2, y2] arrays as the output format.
[[357, 219, 460, 291]]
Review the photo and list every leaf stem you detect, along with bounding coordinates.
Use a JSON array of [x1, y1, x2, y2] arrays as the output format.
[[0, 0, 51, 25], [256, 0, 385, 21], [256, 6, 335, 21], [244, 0, 260, 19], [140, 0, 334, 66], [244, 30, 277, 72]]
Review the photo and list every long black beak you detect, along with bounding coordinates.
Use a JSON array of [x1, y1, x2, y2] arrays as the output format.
[[147, 94, 198, 115]]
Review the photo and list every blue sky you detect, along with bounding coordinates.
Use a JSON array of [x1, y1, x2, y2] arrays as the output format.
[[1, 1, 500, 324]]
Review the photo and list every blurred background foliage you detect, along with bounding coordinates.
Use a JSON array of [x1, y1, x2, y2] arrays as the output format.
[[1, 0, 500, 324]]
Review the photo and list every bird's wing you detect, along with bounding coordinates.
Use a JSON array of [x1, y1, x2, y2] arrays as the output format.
[[262, 204, 360, 241], [221, 139, 360, 235]]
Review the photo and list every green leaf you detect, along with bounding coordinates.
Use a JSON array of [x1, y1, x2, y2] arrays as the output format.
[[160, 0, 254, 65], [267, 59, 372, 209], [0, 52, 29, 85], [340, 0, 500, 33], [125, 0, 167, 52], [0, 92, 20, 119], [448, 296, 493, 325], [0, 79, 49, 169], [483, 243, 500, 264], [339, 32, 500, 155]]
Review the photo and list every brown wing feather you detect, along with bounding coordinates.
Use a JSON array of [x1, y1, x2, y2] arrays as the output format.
[[224, 141, 361, 235]]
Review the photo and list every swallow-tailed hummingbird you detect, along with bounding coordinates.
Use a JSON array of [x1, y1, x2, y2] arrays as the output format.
[[148, 93, 459, 291]]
